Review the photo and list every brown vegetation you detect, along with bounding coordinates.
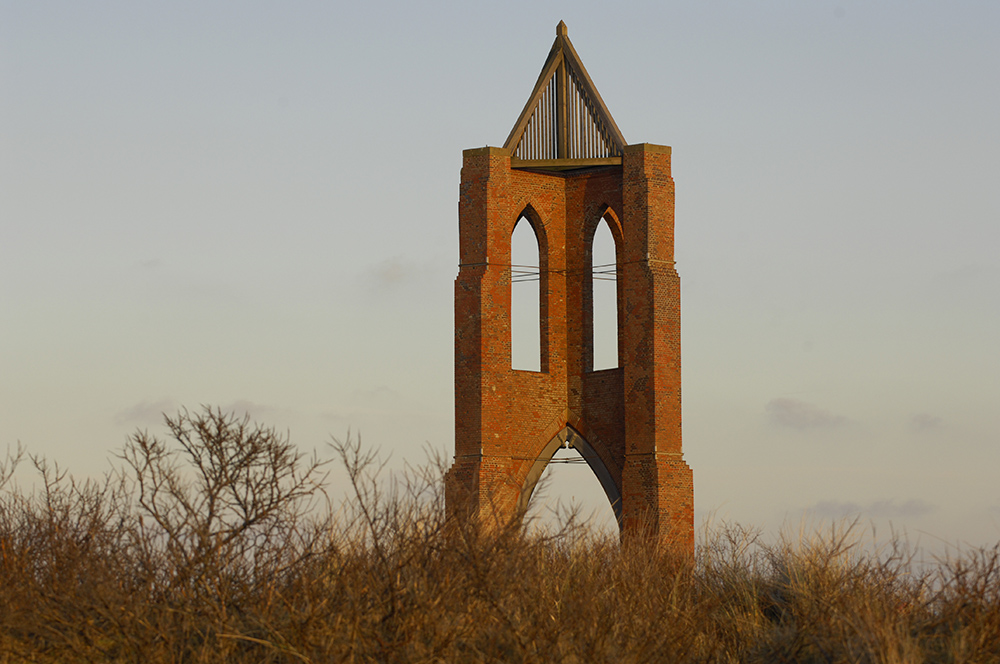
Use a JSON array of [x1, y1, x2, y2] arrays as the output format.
[[1, 408, 998, 663]]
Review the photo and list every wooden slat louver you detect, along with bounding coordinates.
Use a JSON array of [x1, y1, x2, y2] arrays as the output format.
[[504, 22, 626, 171]]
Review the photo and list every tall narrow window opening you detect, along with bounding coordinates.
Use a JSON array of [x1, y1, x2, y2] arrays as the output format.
[[511, 217, 541, 371], [592, 218, 618, 370]]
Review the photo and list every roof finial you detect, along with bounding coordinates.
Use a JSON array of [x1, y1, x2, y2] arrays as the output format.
[[556, 20, 568, 36]]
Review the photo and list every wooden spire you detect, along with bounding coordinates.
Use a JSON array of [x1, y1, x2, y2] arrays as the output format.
[[503, 21, 626, 170]]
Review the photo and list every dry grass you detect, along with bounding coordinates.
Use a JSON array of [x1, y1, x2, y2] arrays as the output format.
[[1, 407, 999, 663]]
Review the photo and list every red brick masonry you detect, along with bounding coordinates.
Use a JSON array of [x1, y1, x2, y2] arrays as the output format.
[[446, 144, 694, 553]]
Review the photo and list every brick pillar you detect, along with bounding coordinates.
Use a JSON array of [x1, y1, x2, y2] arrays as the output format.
[[620, 143, 694, 553], [446, 147, 519, 525]]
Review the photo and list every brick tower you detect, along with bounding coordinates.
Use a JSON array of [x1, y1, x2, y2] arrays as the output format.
[[446, 22, 693, 552]]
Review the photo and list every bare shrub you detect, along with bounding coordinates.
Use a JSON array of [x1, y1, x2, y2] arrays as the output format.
[[115, 406, 330, 662], [2, 408, 1000, 663]]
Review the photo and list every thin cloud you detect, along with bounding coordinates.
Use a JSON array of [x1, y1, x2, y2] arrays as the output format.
[[910, 413, 945, 432], [810, 500, 863, 518], [809, 499, 936, 520], [221, 399, 275, 417], [221, 400, 284, 421], [118, 400, 289, 428], [350, 386, 403, 409], [938, 264, 982, 284], [868, 500, 936, 519], [766, 398, 847, 430], [114, 399, 178, 426], [363, 256, 432, 293]]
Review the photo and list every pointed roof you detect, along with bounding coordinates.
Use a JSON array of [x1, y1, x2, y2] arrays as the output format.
[[504, 21, 626, 171]]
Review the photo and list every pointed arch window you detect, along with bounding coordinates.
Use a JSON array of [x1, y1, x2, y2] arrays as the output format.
[[592, 217, 618, 370], [511, 216, 542, 371]]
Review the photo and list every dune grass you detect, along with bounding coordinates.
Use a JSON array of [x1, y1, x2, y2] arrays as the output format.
[[1, 407, 998, 663]]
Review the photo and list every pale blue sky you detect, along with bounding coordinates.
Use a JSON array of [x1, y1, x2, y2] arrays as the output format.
[[2, 1, 998, 548]]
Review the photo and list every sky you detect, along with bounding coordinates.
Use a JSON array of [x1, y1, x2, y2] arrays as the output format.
[[2, 1, 998, 550]]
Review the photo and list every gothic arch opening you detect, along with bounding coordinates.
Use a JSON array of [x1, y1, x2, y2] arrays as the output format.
[[511, 215, 542, 371], [519, 427, 621, 533], [591, 216, 619, 370]]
